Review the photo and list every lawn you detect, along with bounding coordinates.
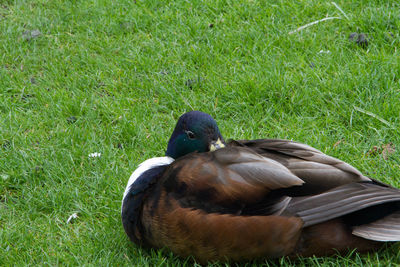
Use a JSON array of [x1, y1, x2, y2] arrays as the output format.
[[1, 0, 400, 265]]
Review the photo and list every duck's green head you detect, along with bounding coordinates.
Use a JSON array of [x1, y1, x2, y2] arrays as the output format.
[[166, 111, 225, 159]]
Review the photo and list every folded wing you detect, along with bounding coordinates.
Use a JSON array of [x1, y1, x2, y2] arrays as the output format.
[[231, 139, 371, 194], [162, 146, 303, 209]]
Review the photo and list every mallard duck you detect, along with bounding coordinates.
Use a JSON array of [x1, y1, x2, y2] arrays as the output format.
[[121, 111, 400, 263]]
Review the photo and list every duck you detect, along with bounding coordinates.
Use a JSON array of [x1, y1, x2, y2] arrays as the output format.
[[121, 111, 400, 263]]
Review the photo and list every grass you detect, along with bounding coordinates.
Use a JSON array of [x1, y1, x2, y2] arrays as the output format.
[[1, 0, 400, 265]]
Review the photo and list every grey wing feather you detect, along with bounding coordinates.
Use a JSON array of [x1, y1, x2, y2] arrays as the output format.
[[213, 147, 304, 190], [236, 138, 368, 178], [285, 183, 400, 227], [232, 139, 371, 193], [352, 211, 400, 241]]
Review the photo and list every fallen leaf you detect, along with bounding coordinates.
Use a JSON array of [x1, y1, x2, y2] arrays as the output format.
[[366, 143, 395, 160], [333, 139, 343, 148], [382, 143, 395, 160], [366, 146, 379, 157]]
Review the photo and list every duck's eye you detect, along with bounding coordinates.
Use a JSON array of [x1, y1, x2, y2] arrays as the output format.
[[186, 130, 196, 139]]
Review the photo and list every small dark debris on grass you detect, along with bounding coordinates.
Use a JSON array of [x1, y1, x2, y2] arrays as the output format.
[[67, 116, 77, 124], [159, 70, 170, 75], [34, 166, 43, 173], [21, 94, 34, 101], [209, 23, 214, 28], [30, 77, 36, 84], [185, 79, 196, 88], [117, 143, 123, 149], [97, 89, 115, 98], [1, 140, 10, 149], [349, 32, 357, 41], [22, 29, 42, 41], [385, 32, 394, 41], [349, 32, 368, 48], [185, 77, 203, 89], [357, 34, 368, 48]]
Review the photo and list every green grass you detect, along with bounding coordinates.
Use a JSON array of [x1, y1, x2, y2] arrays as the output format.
[[1, 0, 400, 265]]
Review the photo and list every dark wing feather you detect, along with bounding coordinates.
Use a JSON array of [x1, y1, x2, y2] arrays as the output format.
[[231, 139, 370, 194], [162, 146, 303, 208]]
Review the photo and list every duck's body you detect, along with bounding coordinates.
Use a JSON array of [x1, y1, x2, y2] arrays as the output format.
[[122, 111, 400, 263]]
